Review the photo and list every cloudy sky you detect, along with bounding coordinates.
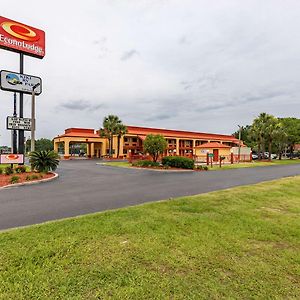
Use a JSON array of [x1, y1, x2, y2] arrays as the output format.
[[1, 0, 300, 145]]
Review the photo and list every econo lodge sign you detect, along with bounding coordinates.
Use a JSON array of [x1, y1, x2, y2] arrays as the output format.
[[0, 16, 45, 58]]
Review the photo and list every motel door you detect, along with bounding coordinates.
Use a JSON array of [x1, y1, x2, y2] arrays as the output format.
[[213, 149, 219, 162]]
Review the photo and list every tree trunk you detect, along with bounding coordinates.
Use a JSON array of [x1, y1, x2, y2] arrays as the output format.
[[290, 144, 294, 159], [268, 141, 272, 161], [117, 136, 120, 158], [258, 142, 261, 160], [108, 138, 111, 158], [110, 134, 113, 158]]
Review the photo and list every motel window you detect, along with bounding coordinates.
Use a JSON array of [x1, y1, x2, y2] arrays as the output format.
[[123, 149, 127, 154], [124, 137, 128, 142], [132, 138, 137, 142]]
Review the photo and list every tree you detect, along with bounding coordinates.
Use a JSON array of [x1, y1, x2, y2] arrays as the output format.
[[273, 125, 288, 160], [264, 115, 280, 161], [279, 117, 300, 157], [143, 134, 167, 162], [29, 150, 59, 173], [233, 125, 255, 148], [100, 115, 122, 157], [115, 124, 127, 158], [26, 138, 54, 153], [250, 113, 275, 160]]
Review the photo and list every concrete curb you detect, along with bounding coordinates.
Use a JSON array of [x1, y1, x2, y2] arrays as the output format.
[[97, 163, 194, 172], [0, 172, 59, 189]]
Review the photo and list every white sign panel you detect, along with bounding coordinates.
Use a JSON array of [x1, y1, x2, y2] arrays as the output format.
[[0, 154, 24, 164], [0, 70, 42, 95], [7, 116, 31, 131]]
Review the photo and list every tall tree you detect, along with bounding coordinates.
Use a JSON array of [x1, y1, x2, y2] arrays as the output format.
[[264, 115, 280, 161], [273, 124, 288, 160], [99, 115, 122, 158], [143, 134, 167, 162], [115, 124, 127, 158], [279, 117, 300, 157], [26, 138, 54, 153]]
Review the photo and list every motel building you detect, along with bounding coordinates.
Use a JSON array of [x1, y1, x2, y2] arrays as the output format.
[[53, 126, 251, 163]]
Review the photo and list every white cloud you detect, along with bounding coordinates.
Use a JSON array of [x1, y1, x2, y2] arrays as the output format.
[[0, 0, 300, 145]]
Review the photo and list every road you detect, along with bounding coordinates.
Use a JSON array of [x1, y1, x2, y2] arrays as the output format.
[[0, 160, 299, 230]]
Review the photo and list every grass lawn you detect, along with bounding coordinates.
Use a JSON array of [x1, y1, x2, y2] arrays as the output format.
[[102, 161, 131, 168], [210, 159, 300, 170], [1, 177, 300, 299], [103, 159, 300, 171]]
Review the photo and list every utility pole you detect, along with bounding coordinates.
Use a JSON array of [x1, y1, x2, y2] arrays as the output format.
[[31, 83, 40, 152], [238, 125, 242, 163]]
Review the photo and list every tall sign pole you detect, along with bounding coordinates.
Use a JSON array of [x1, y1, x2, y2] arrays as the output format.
[[18, 53, 24, 156], [31, 83, 40, 152], [12, 92, 17, 153]]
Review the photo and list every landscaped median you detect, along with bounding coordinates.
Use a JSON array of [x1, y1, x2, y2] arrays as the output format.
[[0, 164, 57, 188], [0, 150, 60, 188], [0, 176, 299, 299]]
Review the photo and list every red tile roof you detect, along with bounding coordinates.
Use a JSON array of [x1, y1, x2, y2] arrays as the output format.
[[195, 142, 232, 149], [126, 126, 239, 142], [56, 128, 101, 139]]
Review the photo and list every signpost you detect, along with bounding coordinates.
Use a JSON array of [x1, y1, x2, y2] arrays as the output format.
[[7, 116, 32, 131], [0, 16, 45, 59], [0, 154, 24, 164], [1, 70, 42, 95], [0, 16, 45, 157]]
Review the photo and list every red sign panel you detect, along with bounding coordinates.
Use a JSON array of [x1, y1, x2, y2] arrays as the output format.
[[0, 16, 45, 59]]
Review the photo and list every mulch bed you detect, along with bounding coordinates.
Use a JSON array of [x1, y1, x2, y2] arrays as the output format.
[[0, 172, 55, 188]]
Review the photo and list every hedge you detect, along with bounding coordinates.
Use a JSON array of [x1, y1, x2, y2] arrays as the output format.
[[162, 156, 195, 169]]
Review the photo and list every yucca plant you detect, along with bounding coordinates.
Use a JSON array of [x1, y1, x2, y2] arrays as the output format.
[[29, 150, 59, 173]]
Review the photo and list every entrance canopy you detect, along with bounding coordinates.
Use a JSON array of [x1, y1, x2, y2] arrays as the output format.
[[53, 128, 106, 159]]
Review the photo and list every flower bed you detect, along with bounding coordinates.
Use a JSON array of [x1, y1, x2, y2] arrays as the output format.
[[0, 172, 55, 188]]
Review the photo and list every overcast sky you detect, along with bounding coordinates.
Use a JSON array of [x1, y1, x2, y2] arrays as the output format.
[[1, 0, 300, 145]]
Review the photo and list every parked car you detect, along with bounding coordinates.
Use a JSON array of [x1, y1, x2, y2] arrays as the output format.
[[271, 154, 277, 159], [252, 154, 258, 160]]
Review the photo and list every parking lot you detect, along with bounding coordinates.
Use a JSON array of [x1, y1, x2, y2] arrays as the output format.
[[0, 159, 300, 230]]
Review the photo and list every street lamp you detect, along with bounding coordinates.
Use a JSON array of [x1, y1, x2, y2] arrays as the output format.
[[31, 83, 40, 152]]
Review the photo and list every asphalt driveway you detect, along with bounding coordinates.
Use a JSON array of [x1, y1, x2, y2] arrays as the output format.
[[0, 160, 299, 230]]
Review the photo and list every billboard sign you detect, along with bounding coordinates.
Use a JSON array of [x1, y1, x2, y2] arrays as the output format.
[[0, 70, 42, 95], [7, 116, 31, 131], [0, 16, 45, 58], [0, 154, 24, 164]]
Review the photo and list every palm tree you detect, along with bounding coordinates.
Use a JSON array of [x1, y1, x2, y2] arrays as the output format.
[[115, 124, 127, 158], [264, 115, 280, 161], [100, 115, 122, 158], [251, 113, 279, 160], [29, 150, 59, 173]]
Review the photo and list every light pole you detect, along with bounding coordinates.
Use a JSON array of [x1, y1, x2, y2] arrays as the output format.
[[238, 125, 243, 163], [31, 83, 40, 152]]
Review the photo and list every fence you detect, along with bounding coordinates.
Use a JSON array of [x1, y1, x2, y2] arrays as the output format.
[[195, 154, 252, 165]]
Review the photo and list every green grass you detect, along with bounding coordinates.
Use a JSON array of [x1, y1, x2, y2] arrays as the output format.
[[210, 159, 300, 170], [0, 164, 30, 171], [102, 161, 131, 168], [0, 177, 300, 299]]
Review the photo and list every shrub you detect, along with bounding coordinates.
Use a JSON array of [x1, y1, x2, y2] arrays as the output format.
[[4, 166, 14, 175], [203, 166, 208, 171], [196, 165, 203, 170], [30, 174, 39, 180], [15, 166, 27, 173], [10, 175, 20, 184], [29, 150, 59, 173], [132, 160, 160, 167], [0, 168, 3, 175], [162, 156, 195, 169], [25, 175, 31, 181]]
